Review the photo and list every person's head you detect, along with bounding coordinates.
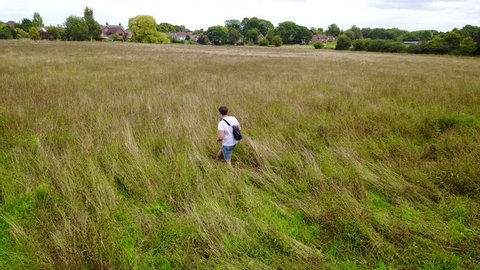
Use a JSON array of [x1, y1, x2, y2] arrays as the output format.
[[218, 106, 228, 116]]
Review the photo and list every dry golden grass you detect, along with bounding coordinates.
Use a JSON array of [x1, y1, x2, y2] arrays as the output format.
[[1, 40, 479, 269]]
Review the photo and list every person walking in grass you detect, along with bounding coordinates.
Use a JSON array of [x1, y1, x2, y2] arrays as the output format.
[[215, 106, 241, 166]]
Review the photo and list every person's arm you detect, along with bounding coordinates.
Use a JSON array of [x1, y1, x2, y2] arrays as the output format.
[[216, 130, 225, 142]]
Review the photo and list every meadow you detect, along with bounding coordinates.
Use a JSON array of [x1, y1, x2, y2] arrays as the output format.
[[0, 40, 479, 269]]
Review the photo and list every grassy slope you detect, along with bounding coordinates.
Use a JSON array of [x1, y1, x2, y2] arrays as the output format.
[[0, 40, 479, 269]]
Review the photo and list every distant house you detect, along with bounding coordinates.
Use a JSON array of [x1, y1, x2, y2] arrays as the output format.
[[311, 35, 335, 44], [6, 21, 20, 29], [257, 33, 265, 42], [38, 27, 49, 39], [125, 30, 133, 40], [101, 23, 128, 41], [168, 32, 197, 42]]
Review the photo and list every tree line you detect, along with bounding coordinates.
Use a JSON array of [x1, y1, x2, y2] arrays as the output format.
[[1, 8, 479, 56]]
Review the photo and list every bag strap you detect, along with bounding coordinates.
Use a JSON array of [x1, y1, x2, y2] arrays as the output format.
[[222, 119, 231, 126]]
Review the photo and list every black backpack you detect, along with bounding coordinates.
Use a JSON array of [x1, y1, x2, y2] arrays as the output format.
[[223, 119, 243, 141]]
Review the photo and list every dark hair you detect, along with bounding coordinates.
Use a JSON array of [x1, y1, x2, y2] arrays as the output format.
[[218, 106, 228, 116]]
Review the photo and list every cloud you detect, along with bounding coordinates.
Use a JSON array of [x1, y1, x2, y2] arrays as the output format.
[[370, 0, 469, 10], [0, 0, 478, 32]]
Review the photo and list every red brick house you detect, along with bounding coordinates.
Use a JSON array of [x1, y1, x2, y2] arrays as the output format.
[[311, 35, 335, 44], [101, 23, 128, 41]]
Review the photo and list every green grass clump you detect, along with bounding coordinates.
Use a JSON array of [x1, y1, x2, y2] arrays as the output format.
[[0, 40, 479, 269], [436, 114, 480, 131]]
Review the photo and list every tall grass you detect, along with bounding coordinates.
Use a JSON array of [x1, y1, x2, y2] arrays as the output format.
[[1, 40, 479, 269]]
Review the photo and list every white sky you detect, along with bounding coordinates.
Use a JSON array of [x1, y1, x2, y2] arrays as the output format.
[[1, 0, 479, 31]]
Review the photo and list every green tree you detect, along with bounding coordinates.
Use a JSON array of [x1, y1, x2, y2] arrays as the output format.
[[228, 28, 243, 45], [459, 37, 477, 54], [343, 29, 355, 40], [157, 23, 187, 33], [46, 26, 64, 40], [196, 33, 209, 45], [245, 28, 260, 43], [276, 21, 312, 44], [64, 15, 89, 41], [423, 36, 450, 54], [315, 27, 324, 34], [193, 29, 204, 35], [348, 25, 363, 39], [272, 35, 282, 47], [335, 34, 352, 50], [0, 24, 14, 39], [206, 26, 229, 45], [241, 17, 274, 36], [128, 15, 169, 43], [84, 7, 102, 40], [158, 22, 176, 33], [326, 23, 340, 37], [16, 28, 29, 39], [442, 31, 462, 50], [32, 12, 43, 27], [460, 25, 480, 42], [225, 19, 242, 32], [29, 27, 40, 40], [400, 30, 437, 41], [21, 18, 33, 32]]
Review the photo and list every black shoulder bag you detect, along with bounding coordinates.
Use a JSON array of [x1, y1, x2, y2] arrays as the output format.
[[223, 119, 243, 141]]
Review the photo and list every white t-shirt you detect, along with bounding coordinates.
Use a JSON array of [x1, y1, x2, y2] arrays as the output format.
[[218, 116, 240, 146]]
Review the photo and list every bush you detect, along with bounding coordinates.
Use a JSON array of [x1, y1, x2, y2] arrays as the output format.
[[259, 38, 270, 46], [459, 37, 477, 55], [367, 39, 405, 53], [423, 37, 450, 54], [111, 34, 122, 42], [0, 24, 14, 39], [46, 26, 64, 40], [352, 38, 371, 51], [29, 27, 40, 40], [335, 35, 352, 50], [196, 34, 209, 45], [16, 28, 29, 39], [313, 42, 324, 49], [272, 35, 283, 47], [406, 44, 424, 54]]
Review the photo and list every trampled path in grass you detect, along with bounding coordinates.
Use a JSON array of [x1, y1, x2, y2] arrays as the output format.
[[0, 40, 479, 269]]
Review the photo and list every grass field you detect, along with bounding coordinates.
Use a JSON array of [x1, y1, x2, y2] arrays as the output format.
[[1, 40, 480, 269]]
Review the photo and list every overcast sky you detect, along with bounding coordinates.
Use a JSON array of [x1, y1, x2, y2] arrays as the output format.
[[1, 0, 479, 31]]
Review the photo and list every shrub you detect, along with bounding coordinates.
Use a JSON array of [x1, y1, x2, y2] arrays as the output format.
[[196, 34, 209, 45], [459, 37, 477, 55], [29, 27, 40, 40], [423, 37, 450, 54], [46, 26, 64, 40], [259, 38, 270, 46], [313, 42, 324, 49], [0, 24, 14, 39], [272, 35, 282, 47], [352, 38, 371, 51], [406, 44, 424, 54], [16, 28, 29, 39], [111, 34, 122, 42], [367, 39, 405, 53], [335, 35, 352, 50]]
